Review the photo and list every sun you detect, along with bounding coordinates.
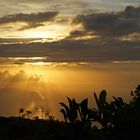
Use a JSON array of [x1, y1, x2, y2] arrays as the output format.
[[2, 23, 70, 42], [24, 31, 48, 38]]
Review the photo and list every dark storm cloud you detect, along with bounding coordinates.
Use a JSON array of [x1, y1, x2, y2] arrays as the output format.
[[0, 11, 58, 30], [73, 6, 140, 37], [0, 38, 139, 62]]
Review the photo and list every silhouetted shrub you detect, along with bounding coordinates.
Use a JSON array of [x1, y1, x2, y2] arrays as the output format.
[[0, 85, 140, 140]]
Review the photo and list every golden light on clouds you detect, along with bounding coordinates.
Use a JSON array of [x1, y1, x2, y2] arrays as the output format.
[[120, 33, 140, 41], [0, 62, 140, 118], [0, 22, 71, 42], [25, 31, 48, 38], [0, 0, 140, 119]]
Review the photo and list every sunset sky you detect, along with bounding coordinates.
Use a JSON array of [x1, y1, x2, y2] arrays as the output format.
[[0, 0, 140, 118], [0, 0, 139, 62]]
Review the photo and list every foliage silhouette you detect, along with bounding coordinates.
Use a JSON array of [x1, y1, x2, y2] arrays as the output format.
[[0, 85, 140, 140], [18, 108, 32, 118], [78, 98, 89, 121], [18, 106, 55, 121], [60, 97, 78, 123], [59, 85, 140, 140], [92, 90, 110, 128]]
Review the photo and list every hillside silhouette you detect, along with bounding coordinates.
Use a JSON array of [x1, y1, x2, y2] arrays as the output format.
[[0, 85, 140, 140]]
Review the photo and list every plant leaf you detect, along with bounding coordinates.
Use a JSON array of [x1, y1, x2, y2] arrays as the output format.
[[60, 109, 67, 122], [80, 98, 88, 119], [99, 90, 107, 111], [94, 92, 99, 110]]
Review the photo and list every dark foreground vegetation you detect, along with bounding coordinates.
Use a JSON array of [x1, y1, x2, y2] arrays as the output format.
[[0, 85, 140, 140]]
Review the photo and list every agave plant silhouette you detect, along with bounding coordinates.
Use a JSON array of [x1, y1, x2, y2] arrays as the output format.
[[78, 98, 89, 122], [59, 85, 140, 130], [59, 91, 111, 127], [91, 90, 128, 128], [60, 97, 78, 123], [89, 90, 112, 128]]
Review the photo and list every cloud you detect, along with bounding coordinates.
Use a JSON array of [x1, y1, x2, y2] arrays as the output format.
[[0, 6, 139, 62], [0, 11, 58, 30], [69, 30, 86, 36], [0, 70, 49, 116], [0, 38, 139, 62], [18, 23, 44, 31], [73, 6, 140, 37], [54, 18, 70, 25]]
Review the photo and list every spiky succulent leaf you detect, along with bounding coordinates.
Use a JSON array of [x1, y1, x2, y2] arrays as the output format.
[[80, 98, 88, 119], [99, 90, 107, 111]]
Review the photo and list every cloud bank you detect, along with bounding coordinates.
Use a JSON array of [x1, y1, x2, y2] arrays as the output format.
[[0, 6, 139, 62], [73, 6, 140, 37], [0, 11, 58, 30]]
